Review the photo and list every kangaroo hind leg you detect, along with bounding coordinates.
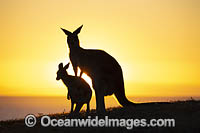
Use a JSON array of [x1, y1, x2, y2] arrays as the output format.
[[70, 101, 74, 113], [93, 79, 106, 113], [74, 103, 84, 113], [86, 102, 90, 114]]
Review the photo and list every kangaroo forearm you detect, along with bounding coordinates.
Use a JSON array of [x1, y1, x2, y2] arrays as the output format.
[[67, 92, 70, 100], [73, 67, 78, 76], [79, 71, 83, 77]]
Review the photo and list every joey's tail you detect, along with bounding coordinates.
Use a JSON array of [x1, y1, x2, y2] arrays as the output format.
[[114, 72, 135, 107]]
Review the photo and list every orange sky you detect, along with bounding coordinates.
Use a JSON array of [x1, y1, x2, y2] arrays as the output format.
[[0, 0, 200, 97]]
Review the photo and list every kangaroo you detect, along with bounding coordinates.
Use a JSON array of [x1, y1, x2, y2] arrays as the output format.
[[61, 25, 135, 113], [56, 62, 92, 113]]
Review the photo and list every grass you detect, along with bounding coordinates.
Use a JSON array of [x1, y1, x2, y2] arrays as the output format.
[[0, 99, 200, 133]]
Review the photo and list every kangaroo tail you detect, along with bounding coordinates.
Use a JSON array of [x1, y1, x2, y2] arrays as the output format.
[[114, 71, 135, 107]]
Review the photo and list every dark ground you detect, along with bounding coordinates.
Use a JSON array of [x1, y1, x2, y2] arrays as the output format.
[[0, 100, 200, 133]]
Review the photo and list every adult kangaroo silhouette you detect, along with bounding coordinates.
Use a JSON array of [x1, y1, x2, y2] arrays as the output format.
[[61, 25, 135, 112]]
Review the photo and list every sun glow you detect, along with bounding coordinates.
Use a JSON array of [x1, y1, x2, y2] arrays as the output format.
[[0, 0, 200, 97], [66, 65, 93, 90], [67, 65, 94, 96], [81, 73, 93, 89]]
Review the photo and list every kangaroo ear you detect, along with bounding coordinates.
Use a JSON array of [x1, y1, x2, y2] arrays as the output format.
[[64, 63, 70, 70], [58, 63, 63, 69], [73, 25, 83, 35], [61, 28, 72, 36]]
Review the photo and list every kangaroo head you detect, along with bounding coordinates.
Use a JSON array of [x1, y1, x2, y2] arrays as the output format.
[[56, 62, 70, 80], [61, 25, 83, 49]]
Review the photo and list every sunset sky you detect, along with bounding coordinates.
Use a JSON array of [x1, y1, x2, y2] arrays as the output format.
[[0, 0, 199, 97]]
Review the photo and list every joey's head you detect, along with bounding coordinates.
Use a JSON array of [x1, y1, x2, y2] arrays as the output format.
[[61, 25, 83, 49], [56, 62, 70, 80]]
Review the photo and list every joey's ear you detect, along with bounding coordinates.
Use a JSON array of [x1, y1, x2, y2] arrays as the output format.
[[61, 28, 72, 36], [58, 63, 63, 69], [64, 63, 70, 70], [73, 25, 83, 35]]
